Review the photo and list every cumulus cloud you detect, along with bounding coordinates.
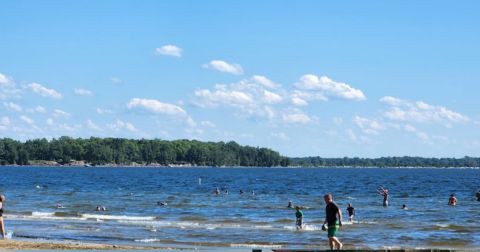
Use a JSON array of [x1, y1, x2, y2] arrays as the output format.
[[154, 44, 182, 57], [127, 98, 195, 127], [35, 106, 46, 113], [252, 75, 279, 89], [200, 121, 216, 128], [128, 98, 188, 116], [403, 124, 429, 142], [86, 119, 102, 131], [20, 115, 34, 125], [0, 73, 21, 100], [353, 116, 384, 135], [0, 116, 10, 131], [282, 109, 312, 124], [53, 109, 71, 118], [380, 96, 470, 125], [74, 88, 93, 96], [293, 74, 366, 103], [3, 102, 22, 112], [108, 119, 138, 133], [28, 83, 62, 99], [194, 77, 287, 120], [202, 60, 243, 75]]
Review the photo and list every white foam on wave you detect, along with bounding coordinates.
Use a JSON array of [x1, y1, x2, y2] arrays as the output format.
[[32, 211, 55, 217], [230, 243, 282, 248], [7, 212, 86, 221], [82, 214, 156, 221], [135, 238, 161, 243]]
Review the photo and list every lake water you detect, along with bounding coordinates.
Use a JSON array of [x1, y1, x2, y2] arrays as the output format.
[[0, 166, 479, 250]]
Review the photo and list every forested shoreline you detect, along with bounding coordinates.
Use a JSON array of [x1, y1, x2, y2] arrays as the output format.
[[0, 137, 289, 166], [0, 137, 479, 167]]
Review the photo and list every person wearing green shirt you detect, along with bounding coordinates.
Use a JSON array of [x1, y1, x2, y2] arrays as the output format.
[[295, 206, 303, 230]]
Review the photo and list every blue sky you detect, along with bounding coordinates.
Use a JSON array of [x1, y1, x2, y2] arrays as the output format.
[[1, 1, 480, 157]]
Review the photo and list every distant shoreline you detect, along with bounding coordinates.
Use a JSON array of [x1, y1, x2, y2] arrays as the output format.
[[1, 162, 478, 169]]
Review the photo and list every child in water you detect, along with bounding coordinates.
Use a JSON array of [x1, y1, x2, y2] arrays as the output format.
[[448, 194, 457, 206], [295, 206, 303, 230], [346, 203, 355, 222]]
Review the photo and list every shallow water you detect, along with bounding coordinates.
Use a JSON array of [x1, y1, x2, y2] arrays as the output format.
[[0, 166, 479, 249]]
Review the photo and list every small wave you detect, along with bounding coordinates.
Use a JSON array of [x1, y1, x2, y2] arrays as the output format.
[[32, 211, 55, 217], [81, 214, 156, 221], [135, 238, 161, 243], [230, 243, 282, 249]]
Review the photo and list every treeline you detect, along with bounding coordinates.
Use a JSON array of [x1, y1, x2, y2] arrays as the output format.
[[0, 137, 289, 166], [290, 156, 480, 168]]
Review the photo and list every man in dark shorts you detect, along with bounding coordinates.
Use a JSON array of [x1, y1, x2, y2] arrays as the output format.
[[323, 194, 343, 250]]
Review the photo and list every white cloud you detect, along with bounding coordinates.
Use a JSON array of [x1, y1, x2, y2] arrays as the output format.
[[252, 75, 279, 89], [271, 132, 289, 141], [0, 73, 21, 100], [202, 60, 243, 75], [263, 90, 283, 104], [28, 83, 62, 99], [3, 102, 22, 112], [294, 74, 366, 102], [53, 109, 71, 118], [107, 119, 138, 133], [96, 108, 113, 115], [127, 98, 188, 116], [35, 106, 46, 113], [282, 110, 312, 124], [403, 124, 430, 142], [0, 73, 8, 84], [0, 116, 10, 131], [195, 88, 253, 107], [127, 98, 196, 127], [110, 77, 122, 84], [46, 118, 54, 126], [353, 116, 384, 135], [381, 96, 470, 125], [20, 115, 34, 125], [346, 128, 371, 144], [154, 44, 182, 57], [380, 96, 405, 106], [200, 121, 216, 128], [193, 77, 289, 121], [86, 119, 102, 131], [74, 88, 93, 96]]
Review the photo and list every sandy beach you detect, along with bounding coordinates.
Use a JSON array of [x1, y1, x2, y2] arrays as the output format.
[[0, 239, 155, 250]]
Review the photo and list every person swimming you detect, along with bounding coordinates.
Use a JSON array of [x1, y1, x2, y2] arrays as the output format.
[[287, 200, 293, 208], [401, 204, 408, 210], [214, 187, 220, 195], [476, 191, 480, 201], [448, 194, 457, 206], [239, 189, 244, 194], [157, 201, 168, 206]]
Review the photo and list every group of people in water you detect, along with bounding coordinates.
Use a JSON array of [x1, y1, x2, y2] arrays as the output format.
[[287, 187, 480, 250]]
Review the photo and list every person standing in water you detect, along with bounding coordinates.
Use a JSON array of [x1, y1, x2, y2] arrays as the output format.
[[323, 194, 343, 250], [448, 194, 457, 206], [377, 186, 389, 207], [346, 203, 355, 222], [475, 191, 480, 201], [295, 206, 303, 230], [0, 195, 5, 239]]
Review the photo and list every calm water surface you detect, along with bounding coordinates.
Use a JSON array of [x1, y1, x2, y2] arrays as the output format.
[[0, 166, 479, 249]]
